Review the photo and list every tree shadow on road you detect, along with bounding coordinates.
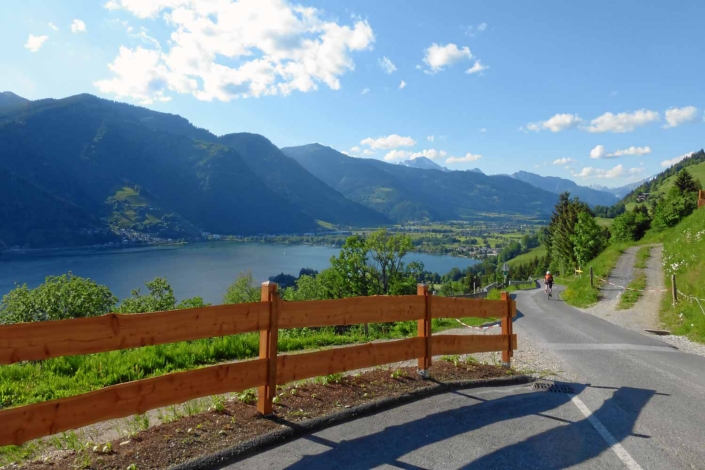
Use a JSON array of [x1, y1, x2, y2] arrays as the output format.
[[273, 383, 657, 470]]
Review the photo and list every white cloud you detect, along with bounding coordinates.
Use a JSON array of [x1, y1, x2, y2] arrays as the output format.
[[384, 148, 447, 161], [414, 149, 446, 160], [349, 146, 360, 153], [104, 0, 122, 11], [71, 19, 87, 33], [95, 46, 174, 104], [24, 34, 49, 52], [465, 22, 488, 37], [572, 164, 642, 180], [48, 22, 59, 31], [553, 158, 576, 165], [446, 153, 481, 164], [465, 60, 489, 75], [589, 144, 651, 159], [664, 106, 699, 128], [398, 80, 406, 90], [98, 0, 375, 103], [361, 88, 370, 95], [362, 149, 374, 155], [608, 146, 651, 157], [479, 128, 487, 133], [585, 109, 659, 133], [360, 134, 416, 149], [526, 113, 582, 132], [378, 56, 396, 74], [427, 135, 434, 142], [589, 145, 606, 159], [422, 43, 472, 73], [383, 150, 411, 161], [661, 151, 694, 168]]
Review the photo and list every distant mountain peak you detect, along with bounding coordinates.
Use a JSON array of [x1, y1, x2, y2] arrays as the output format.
[[469, 168, 484, 174], [0, 91, 31, 113], [398, 156, 448, 171]]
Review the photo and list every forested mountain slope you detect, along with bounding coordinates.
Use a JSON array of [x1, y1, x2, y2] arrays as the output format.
[[0, 94, 316, 247], [218, 133, 389, 226]]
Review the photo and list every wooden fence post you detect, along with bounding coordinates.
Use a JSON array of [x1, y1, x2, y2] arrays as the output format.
[[501, 292, 513, 367], [417, 283, 431, 376], [672, 275, 678, 305], [257, 281, 279, 415], [590, 266, 594, 288]]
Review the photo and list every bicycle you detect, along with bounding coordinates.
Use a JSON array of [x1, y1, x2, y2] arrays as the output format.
[[545, 283, 553, 300]]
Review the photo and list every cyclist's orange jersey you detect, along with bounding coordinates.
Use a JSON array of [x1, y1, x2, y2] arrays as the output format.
[[545, 275, 554, 284]]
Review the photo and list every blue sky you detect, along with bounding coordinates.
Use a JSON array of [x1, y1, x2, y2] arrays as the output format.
[[2, 0, 704, 187]]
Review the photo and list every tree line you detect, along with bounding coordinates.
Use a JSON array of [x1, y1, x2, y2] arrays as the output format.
[[507, 168, 703, 281]]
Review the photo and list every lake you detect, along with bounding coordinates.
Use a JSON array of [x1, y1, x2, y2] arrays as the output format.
[[0, 242, 479, 304]]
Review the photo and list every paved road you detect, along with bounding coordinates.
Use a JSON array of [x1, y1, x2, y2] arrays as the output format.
[[228, 287, 705, 469]]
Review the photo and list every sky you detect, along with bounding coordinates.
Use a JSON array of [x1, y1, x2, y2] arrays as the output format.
[[2, 0, 704, 188]]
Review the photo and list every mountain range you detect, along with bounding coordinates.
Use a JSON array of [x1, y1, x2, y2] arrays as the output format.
[[511, 171, 618, 207], [0, 91, 623, 249], [281, 144, 557, 222], [589, 180, 649, 198]]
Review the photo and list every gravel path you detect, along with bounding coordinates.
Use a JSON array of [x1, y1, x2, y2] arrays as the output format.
[[600, 245, 638, 302], [580, 243, 705, 358], [583, 245, 661, 331]]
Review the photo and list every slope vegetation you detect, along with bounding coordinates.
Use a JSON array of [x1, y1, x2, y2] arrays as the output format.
[[660, 207, 705, 342]]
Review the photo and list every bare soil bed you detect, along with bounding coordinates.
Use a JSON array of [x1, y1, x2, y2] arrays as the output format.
[[18, 361, 515, 470]]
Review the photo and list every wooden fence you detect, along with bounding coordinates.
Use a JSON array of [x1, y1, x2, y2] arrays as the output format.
[[0, 283, 516, 447]]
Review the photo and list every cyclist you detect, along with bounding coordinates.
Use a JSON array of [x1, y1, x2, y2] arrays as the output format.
[[544, 271, 554, 297]]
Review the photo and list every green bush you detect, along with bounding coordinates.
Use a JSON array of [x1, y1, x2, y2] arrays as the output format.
[[610, 210, 650, 243], [652, 188, 697, 232]]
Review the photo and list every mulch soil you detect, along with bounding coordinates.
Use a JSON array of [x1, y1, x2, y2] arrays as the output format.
[[19, 360, 514, 470]]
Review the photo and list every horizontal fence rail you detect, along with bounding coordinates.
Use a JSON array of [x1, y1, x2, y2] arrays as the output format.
[[0, 302, 269, 364], [0, 282, 517, 447]]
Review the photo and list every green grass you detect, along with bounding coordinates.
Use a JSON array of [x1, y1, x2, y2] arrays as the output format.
[[595, 217, 614, 228], [507, 245, 547, 267], [561, 243, 627, 308], [634, 246, 651, 269], [659, 207, 705, 343], [0, 312, 495, 413], [617, 271, 646, 310]]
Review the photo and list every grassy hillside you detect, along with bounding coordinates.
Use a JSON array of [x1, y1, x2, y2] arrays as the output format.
[[508, 245, 547, 267], [653, 161, 705, 197], [626, 161, 705, 211], [595, 217, 614, 228], [622, 150, 705, 211], [660, 207, 705, 342]]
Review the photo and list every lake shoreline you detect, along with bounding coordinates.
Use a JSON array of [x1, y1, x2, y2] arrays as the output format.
[[0, 242, 480, 304], [1, 238, 480, 262]]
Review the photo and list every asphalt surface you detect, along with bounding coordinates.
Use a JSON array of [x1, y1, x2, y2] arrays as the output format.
[[226, 286, 705, 469]]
